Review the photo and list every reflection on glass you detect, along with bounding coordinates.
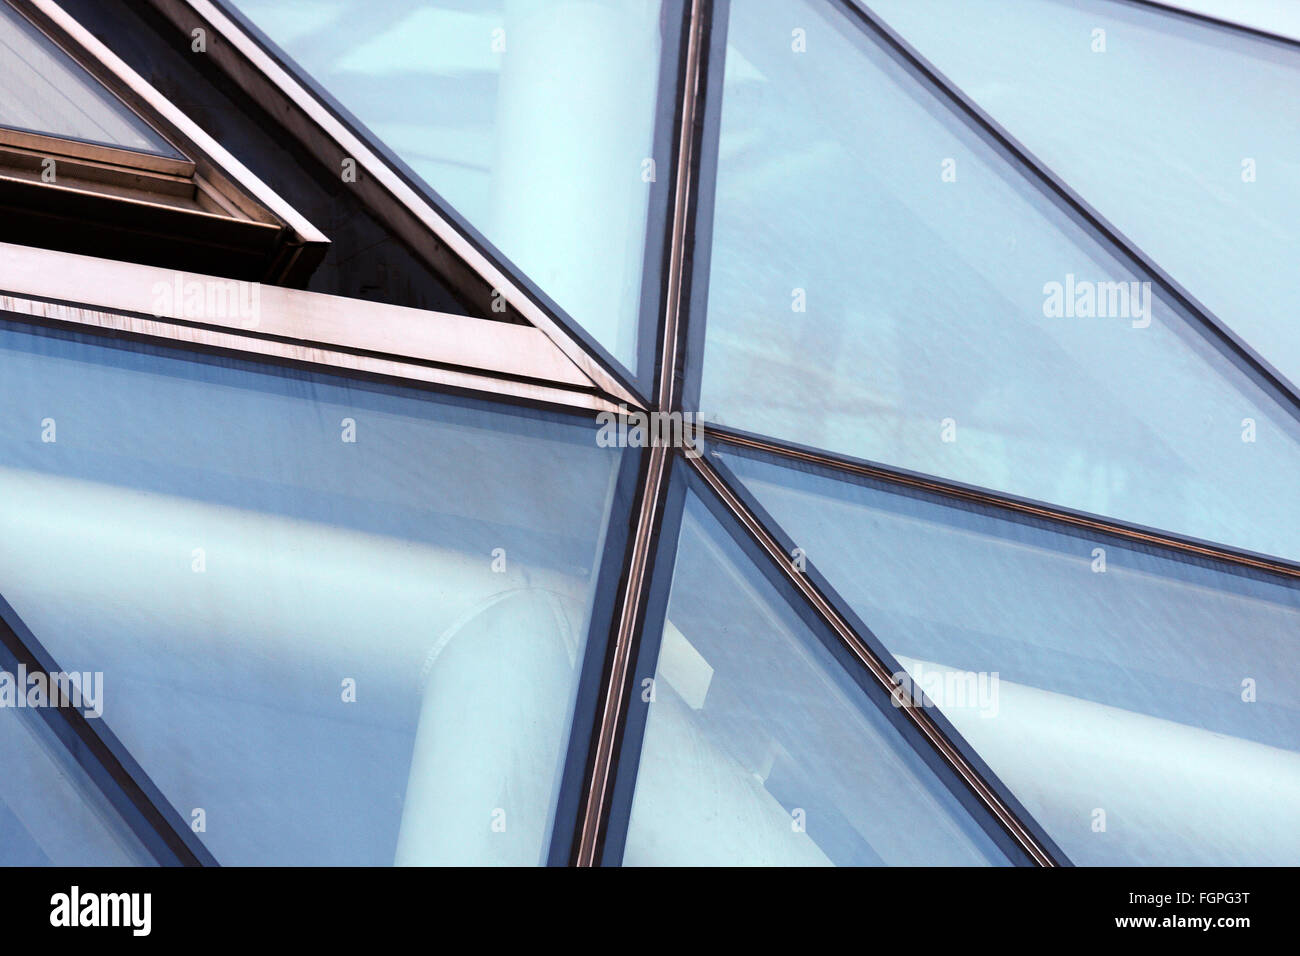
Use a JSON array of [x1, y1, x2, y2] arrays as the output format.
[[871, 0, 1300, 388], [0, 1, 180, 155], [720, 445, 1300, 866], [620, 488, 1017, 865], [0, 318, 626, 865], [234, 0, 670, 372], [697, 0, 1300, 560]]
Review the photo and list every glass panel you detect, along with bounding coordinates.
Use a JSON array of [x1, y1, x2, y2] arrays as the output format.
[[696, 0, 1300, 560], [618, 485, 1018, 866], [869, 0, 1300, 388], [0, 0, 181, 156], [0, 316, 628, 865], [718, 445, 1300, 866], [233, 0, 672, 374], [0, 668, 154, 865]]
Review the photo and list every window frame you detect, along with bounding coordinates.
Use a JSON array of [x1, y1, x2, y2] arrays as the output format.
[[1, 0, 329, 283]]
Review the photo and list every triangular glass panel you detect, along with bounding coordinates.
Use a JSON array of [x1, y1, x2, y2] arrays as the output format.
[[693, 0, 1300, 560], [870, 0, 1300, 390], [0, 316, 629, 865], [717, 443, 1300, 866], [0, 1, 181, 156], [611, 470, 1026, 865]]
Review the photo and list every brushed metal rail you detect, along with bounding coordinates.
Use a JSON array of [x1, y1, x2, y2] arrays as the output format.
[[0, 242, 616, 411]]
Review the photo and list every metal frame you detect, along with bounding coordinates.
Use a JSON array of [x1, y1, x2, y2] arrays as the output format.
[[567, 7, 716, 855], [572, 0, 1300, 866], [0, 241, 616, 414], [688, 452, 1059, 864], [574, 442, 672, 865], [705, 423, 1300, 582], [0, 128, 194, 180], [574, 0, 1062, 865], [593, 456, 688, 866], [0, 0, 1293, 868], [634, 0, 691, 395], [2, 0, 329, 283], [572, 0, 712, 866], [678, 0, 729, 416], [545, 447, 649, 867], [145, 0, 645, 408]]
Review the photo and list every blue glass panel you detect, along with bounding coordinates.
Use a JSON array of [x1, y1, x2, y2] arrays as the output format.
[[870, 0, 1300, 386], [718, 444, 1300, 866], [617, 482, 1019, 866], [232, 0, 673, 376], [695, 0, 1300, 560], [0, 1, 181, 156], [0, 316, 627, 865]]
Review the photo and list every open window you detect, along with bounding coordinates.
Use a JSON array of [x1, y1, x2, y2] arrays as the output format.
[[0, 0, 326, 283]]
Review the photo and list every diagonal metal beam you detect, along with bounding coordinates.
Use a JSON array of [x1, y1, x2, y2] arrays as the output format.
[[706, 422, 1300, 582], [0, 595, 216, 866], [0, 242, 620, 414], [685, 447, 1063, 865]]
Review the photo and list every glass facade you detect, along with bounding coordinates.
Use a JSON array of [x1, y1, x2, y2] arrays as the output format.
[[2, 0, 1297, 867], [0, 318, 628, 865]]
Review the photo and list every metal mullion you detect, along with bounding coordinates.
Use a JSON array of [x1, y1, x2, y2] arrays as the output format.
[[847, 0, 1300, 423], [634, 0, 691, 392], [0, 236, 633, 414], [705, 422, 1300, 582], [0, 595, 215, 866], [685, 448, 1062, 866], [546, 447, 648, 866], [573, 444, 672, 866], [21, 0, 327, 250], [655, 0, 710, 413], [572, 0, 712, 866]]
